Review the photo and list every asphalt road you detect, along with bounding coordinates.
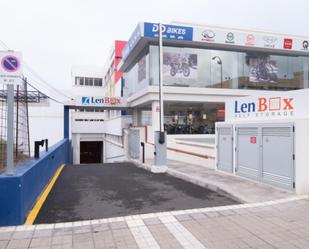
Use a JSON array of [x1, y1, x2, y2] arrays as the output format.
[[35, 163, 239, 224]]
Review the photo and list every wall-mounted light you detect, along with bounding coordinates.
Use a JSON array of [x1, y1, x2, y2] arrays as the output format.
[[202, 114, 207, 120]]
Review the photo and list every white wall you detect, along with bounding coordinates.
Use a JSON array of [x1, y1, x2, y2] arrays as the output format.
[[104, 141, 125, 163], [28, 100, 63, 155], [294, 119, 309, 194]]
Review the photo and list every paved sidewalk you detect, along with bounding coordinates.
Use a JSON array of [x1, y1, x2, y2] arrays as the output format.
[[143, 159, 294, 203], [0, 196, 308, 249]]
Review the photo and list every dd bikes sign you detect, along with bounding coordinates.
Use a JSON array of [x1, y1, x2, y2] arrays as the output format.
[[0, 51, 23, 85], [225, 90, 309, 122]]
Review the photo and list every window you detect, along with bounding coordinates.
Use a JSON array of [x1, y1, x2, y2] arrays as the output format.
[[94, 78, 103, 86], [85, 77, 93, 86], [75, 77, 103, 87], [75, 77, 84, 85]]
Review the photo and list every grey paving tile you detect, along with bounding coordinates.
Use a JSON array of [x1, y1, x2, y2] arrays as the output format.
[[174, 214, 192, 221], [92, 224, 109, 232], [190, 212, 207, 220], [72, 233, 93, 244], [51, 245, 72, 249], [72, 242, 94, 249], [0, 240, 8, 249], [109, 221, 127, 230], [53, 228, 72, 237], [0, 232, 12, 241], [11, 231, 33, 240], [143, 217, 161, 225], [204, 211, 221, 218], [29, 237, 52, 248], [33, 229, 54, 238], [73, 226, 92, 234], [52, 235, 72, 246], [6, 238, 31, 249]]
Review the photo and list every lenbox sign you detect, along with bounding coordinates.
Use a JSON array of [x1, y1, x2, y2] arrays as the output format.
[[233, 97, 294, 119], [78, 96, 126, 107], [225, 90, 309, 122]]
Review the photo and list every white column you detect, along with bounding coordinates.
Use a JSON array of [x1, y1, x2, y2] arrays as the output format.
[[132, 108, 138, 126], [73, 133, 80, 164], [152, 101, 160, 132]]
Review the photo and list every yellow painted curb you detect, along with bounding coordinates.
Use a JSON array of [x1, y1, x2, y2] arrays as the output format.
[[25, 164, 65, 225]]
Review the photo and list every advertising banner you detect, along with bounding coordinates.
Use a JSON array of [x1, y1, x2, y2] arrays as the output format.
[[163, 52, 198, 79], [144, 22, 193, 41], [248, 55, 278, 83], [0, 51, 23, 86]]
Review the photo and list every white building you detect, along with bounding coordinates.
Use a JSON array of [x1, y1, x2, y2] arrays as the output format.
[[118, 21, 309, 166], [70, 65, 106, 164]]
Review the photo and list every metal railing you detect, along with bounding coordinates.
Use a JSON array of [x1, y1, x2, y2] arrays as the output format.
[[0, 81, 31, 173]]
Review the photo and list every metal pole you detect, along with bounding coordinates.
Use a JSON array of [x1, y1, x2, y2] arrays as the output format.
[[6, 84, 14, 176], [158, 23, 164, 132], [220, 63, 223, 88], [24, 78, 31, 157], [15, 85, 19, 157]]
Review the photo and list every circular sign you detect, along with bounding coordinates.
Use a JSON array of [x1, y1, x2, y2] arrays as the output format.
[[226, 32, 234, 42], [303, 40, 309, 50], [1, 55, 20, 73]]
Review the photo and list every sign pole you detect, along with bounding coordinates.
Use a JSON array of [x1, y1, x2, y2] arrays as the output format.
[[6, 84, 14, 176], [158, 23, 164, 131]]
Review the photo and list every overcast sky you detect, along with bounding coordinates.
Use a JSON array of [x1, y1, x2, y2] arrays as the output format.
[[0, 0, 308, 100]]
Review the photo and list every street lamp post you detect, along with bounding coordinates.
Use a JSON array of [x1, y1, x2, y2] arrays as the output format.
[[152, 22, 167, 172], [212, 56, 223, 88], [158, 23, 164, 135]]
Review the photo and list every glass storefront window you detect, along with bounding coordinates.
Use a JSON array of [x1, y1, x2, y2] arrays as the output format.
[[147, 45, 309, 91], [124, 45, 309, 98]]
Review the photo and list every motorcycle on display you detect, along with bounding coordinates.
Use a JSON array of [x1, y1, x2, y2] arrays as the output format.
[[170, 60, 190, 77]]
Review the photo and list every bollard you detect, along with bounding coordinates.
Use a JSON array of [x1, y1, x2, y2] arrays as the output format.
[[140, 142, 145, 163], [45, 139, 48, 152], [34, 140, 45, 158]]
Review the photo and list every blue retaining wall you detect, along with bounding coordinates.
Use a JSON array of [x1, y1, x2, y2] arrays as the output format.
[[0, 139, 71, 226]]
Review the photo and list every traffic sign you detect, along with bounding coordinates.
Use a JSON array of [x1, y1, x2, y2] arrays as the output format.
[[0, 51, 23, 85]]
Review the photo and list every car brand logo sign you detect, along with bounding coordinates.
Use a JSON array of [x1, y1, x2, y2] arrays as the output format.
[[225, 32, 235, 44], [303, 40, 309, 50], [201, 30, 215, 42], [263, 36, 277, 48], [283, 38, 293, 49], [246, 34, 255, 46]]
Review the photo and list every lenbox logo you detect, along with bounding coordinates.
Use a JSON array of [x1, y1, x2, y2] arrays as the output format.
[[80, 96, 122, 106], [82, 97, 90, 105], [234, 97, 294, 118]]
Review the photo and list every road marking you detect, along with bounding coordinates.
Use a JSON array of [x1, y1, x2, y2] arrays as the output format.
[[25, 164, 65, 225], [159, 215, 207, 249], [126, 217, 160, 249]]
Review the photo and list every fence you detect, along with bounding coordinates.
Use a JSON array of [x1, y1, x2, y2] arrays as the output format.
[[0, 81, 30, 173]]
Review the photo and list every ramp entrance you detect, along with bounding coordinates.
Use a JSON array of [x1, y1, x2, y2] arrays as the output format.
[[80, 141, 103, 164]]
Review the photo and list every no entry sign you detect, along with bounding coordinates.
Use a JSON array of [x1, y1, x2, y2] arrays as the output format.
[[0, 51, 23, 85]]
